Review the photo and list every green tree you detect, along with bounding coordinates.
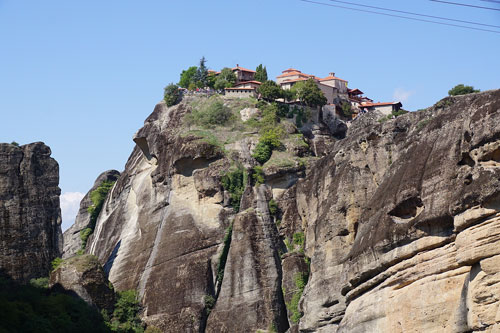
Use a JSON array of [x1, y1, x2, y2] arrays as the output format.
[[341, 101, 352, 117], [255, 64, 268, 82], [207, 72, 217, 89], [448, 84, 480, 96], [258, 80, 282, 101], [194, 56, 208, 88], [215, 67, 237, 90], [178, 66, 197, 88], [291, 78, 327, 107], [164, 83, 181, 106]]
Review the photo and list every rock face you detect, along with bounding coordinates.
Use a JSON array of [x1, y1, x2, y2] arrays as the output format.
[[49, 254, 115, 311], [0, 142, 62, 283], [62, 170, 120, 259], [75, 90, 500, 332]]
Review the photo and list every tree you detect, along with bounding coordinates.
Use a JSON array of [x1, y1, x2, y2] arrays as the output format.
[[194, 56, 209, 88], [258, 80, 282, 101], [214, 67, 237, 90], [448, 84, 480, 96], [164, 83, 181, 106], [291, 78, 327, 107], [207, 72, 217, 89], [178, 66, 197, 88], [255, 64, 268, 82]]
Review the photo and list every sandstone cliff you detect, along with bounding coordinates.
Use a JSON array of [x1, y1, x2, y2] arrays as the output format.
[[0, 142, 62, 283], [63, 169, 120, 259], [77, 90, 500, 332]]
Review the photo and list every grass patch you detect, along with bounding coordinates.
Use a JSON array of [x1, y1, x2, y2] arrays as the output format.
[[288, 272, 309, 323], [186, 96, 234, 128]]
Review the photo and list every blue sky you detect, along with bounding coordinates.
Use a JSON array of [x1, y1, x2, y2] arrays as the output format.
[[1, 0, 499, 229]]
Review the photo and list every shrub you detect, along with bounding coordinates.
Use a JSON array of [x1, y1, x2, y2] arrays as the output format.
[[221, 166, 247, 212], [289, 272, 309, 323], [251, 166, 265, 185], [341, 101, 352, 117], [108, 290, 144, 332], [10, 141, 19, 146], [293, 232, 305, 248], [51, 257, 63, 271], [448, 84, 479, 96], [188, 97, 233, 128], [30, 277, 49, 289], [164, 83, 181, 106], [252, 142, 272, 164], [268, 199, 278, 216], [204, 295, 216, 314], [80, 228, 93, 250]]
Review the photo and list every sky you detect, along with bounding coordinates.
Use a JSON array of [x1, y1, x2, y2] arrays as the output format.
[[1, 0, 499, 230]]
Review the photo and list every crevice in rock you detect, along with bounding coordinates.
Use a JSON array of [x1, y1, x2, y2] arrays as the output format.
[[388, 196, 424, 222], [458, 152, 475, 167], [199, 259, 215, 333]]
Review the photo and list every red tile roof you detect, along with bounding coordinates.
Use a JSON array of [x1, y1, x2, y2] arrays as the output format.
[[234, 80, 262, 86], [282, 68, 301, 73], [277, 72, 313, 79], [280, 77, 311, 84], [232, 66, 256, 73], [319, 75, 347, 82], [348, 88, 364, 95]]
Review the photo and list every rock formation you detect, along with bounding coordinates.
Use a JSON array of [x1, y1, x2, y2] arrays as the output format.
[[67, 90, 500, 332], [49, 254, 115, 312], [63, 170, 120, 259], [0, 142, 62, 283]]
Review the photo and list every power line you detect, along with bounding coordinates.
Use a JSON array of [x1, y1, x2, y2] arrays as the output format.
[[430, 0, 500, 11], [481, 0, 500, 3], [324, 0, 500, 28], [298, 0, 500, 34]]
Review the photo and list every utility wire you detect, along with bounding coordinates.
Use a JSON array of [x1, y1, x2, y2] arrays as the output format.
[[324, 0, 500, 28], [430, 0, 500, 11], [481, 0, 500, 3], [298, 0, 500, 34]]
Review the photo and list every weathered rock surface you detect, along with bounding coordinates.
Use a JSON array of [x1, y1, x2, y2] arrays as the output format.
[[71, 90, 500, 332], [49, 254, 115, 311], [62, 170, 120, 259], [0, 142, 62, 283], [277, 90, 500, 332]]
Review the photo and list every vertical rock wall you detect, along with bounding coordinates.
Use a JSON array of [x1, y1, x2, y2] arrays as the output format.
[[0, 142, 62, 283]]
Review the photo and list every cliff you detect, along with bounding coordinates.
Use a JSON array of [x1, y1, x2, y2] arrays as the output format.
[[0, 142, 62, 283], [75, 90, 500, 332], [63, 169, 120, 259]]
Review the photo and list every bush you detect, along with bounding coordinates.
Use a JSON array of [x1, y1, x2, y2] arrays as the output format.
[[289, 272, 309, 323], [108, 290, 144, 332], [188, 97, 233, 128], [221, 166, 247, 212], [251, 166, 265, 185], [268, 199, 278, 216], [10, 141, 19, 146], [204, 295, 216, 314], [448, 84, 479, 96], [164, 83, 181, 107], [51, 257, 63, 271], [30, 277, 49, 289], [252, 142, 272, 164], [293, 232, 305, 248]]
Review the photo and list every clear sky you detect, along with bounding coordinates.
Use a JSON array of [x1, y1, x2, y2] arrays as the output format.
[[1, 0, 499, 230]]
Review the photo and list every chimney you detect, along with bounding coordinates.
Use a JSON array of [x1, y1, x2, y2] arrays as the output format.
[[329, 72, 335, 77], [236, 64, 239, 67]]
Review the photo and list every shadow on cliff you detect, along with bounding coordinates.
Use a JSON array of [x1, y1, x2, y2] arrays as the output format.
[[0, 272, 109, 333]]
